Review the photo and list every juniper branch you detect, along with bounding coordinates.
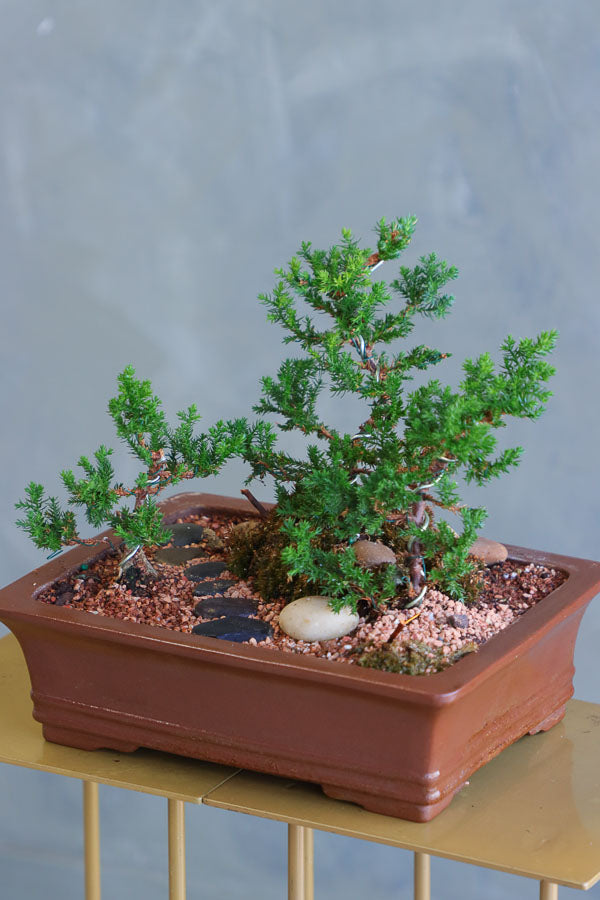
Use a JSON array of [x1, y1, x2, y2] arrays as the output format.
[[16, 366, 271, 568]]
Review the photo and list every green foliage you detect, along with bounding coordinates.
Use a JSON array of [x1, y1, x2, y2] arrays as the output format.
[[244, 217, 557, 609], [108, 367, 169, 465], [16, 483, 78, 552], [17, 367, 270, 557], [112, 501, 172, 548]]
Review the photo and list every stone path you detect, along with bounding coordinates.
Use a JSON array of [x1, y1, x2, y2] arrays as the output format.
[[156, 529, 273, 643]]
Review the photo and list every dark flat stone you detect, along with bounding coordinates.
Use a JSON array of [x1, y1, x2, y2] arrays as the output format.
[[155, 547, 205, 566], [194, 596, 259, 619], [447, 613, 469, 629], [185, 561, 228, 580], [192, 616, 273, 643], [192, 579, 237, 597], [168, 523, 205, 547]]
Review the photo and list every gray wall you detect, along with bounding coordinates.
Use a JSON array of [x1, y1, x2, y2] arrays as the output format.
[[1, 1, 599, 897]]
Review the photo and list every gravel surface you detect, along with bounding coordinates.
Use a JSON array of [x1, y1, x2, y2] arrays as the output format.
[[38, 512, 568, 671]]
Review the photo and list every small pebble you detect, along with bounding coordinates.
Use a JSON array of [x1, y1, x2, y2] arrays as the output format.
[[278, 596, 359, 642], [447, 613, 469, 629]]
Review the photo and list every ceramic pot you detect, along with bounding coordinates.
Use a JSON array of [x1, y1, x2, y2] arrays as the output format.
[[1, 492, 599, 822]]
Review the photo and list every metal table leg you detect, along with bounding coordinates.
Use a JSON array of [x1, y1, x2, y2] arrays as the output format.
[[288, 824, 314, 900], [83, 780, 101, 900], [168, 798, 186, 900], [414, 851, 430, 900]]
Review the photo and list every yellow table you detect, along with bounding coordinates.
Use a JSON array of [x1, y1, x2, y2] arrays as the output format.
[[1, 633, 599, 900]]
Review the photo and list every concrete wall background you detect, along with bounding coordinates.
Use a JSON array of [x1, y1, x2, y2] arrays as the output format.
[[1, 1, 599, 896]]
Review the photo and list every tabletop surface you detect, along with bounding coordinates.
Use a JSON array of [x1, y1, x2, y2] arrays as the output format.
[[0, 633, 239, 803], [1, 633, 599, 889]]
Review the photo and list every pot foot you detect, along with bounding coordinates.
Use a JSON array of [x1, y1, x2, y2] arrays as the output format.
[[319, 782, 458, 822], [42, 722, 140, 753], [528, 704, 566, 735]]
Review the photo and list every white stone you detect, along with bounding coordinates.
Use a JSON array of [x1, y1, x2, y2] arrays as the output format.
[[278, 595, 359, 642]]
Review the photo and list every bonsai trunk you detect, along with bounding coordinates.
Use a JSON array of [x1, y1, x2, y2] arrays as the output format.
[[408, 497, 427, 597], [119, 546, 158, 580]]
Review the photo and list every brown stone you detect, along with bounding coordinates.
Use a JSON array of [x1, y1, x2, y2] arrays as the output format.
[[201, 527, 225, 551], [469, 537, 508, 566], [353, 540, 396, 568]]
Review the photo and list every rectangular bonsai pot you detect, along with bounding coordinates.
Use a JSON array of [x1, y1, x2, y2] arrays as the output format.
[[1, 492, 600, 822]]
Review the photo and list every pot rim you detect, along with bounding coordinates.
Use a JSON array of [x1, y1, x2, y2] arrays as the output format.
[[2, 491, 600, 706]]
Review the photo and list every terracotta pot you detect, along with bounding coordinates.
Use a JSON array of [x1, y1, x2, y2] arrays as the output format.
[[1, 492, 599, 822]]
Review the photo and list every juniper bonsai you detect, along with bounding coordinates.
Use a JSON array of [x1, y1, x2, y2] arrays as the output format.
[[16, 365, 270, 575], [241, 216, 557, 611]]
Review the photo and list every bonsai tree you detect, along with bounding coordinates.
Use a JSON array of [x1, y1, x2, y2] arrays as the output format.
[[16, 366, 271, 576], [239, 216, 557, 611]]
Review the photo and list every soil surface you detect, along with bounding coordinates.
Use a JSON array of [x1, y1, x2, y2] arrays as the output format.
[[38, 512, 567, 672]]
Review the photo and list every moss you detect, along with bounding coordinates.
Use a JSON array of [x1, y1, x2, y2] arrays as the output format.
[[227, 520, 261, 579], [456, 559, 486, 604], [356, 640, 477, 675], [228, 512, 485, 608], [227, 513, 313, 602]]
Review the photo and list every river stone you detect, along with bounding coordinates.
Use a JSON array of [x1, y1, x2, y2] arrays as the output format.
[[154, 546, 204, 566], [185, 561, 228, 580], [278, 596, 359, 642], [168, 523, 205, 547], [192, 616, 272, 642], [353, 540, 396, 568], [192, 579, 237, 597], [468, 537, 508, 565], [194, 596, 259, 619]]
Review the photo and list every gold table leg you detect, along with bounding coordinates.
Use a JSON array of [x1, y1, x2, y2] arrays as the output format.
[[168, 798, 186, 900], [304, 826, 314, 900], [540, 881, 558, 900], [414, 851, 430, 900], [83, 780, 101, 900], [288, 824, 314, 900]]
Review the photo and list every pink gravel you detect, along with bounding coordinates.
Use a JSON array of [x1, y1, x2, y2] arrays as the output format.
[[38, 512, 567, 671]]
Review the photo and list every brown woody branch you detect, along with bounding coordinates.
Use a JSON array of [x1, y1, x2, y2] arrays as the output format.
[[241, 489, 269, 519]]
